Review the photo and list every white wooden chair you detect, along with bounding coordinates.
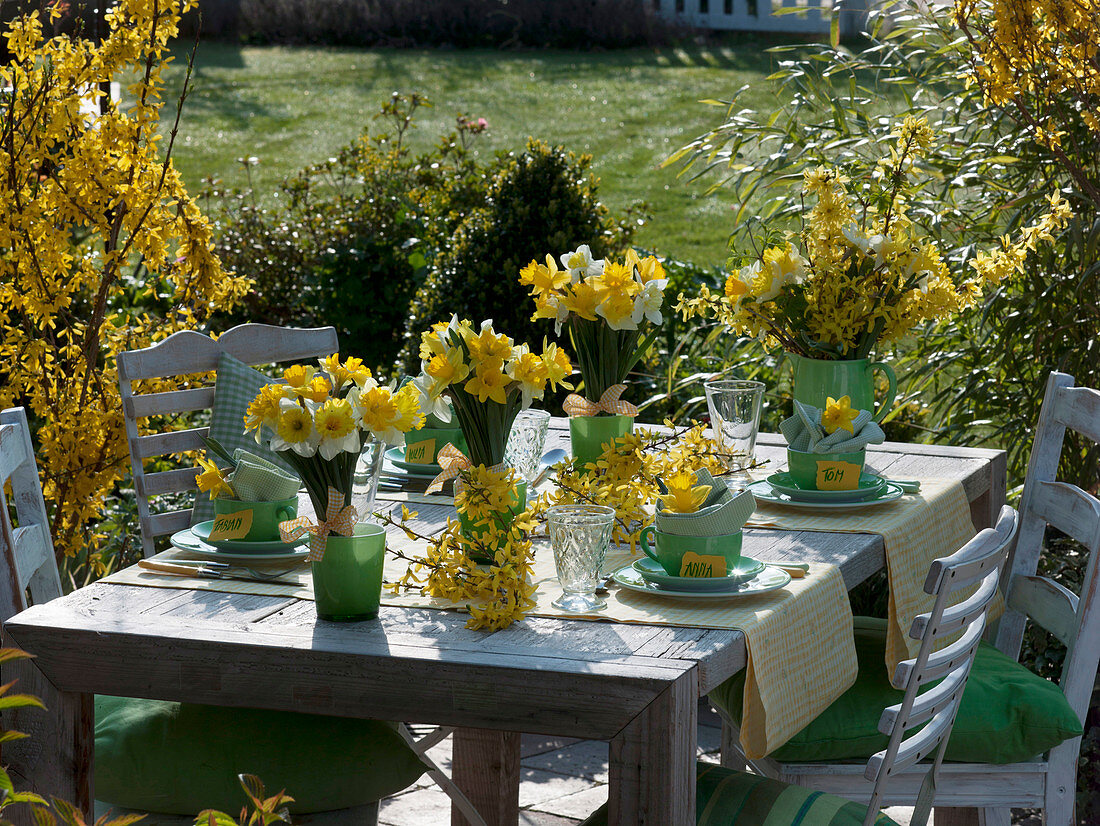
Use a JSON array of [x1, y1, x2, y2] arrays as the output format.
[[117, 323, 340, 559], [118, 324, 488, 826], [722, 371, 1100, 826], [580, 506, 1016, 826]]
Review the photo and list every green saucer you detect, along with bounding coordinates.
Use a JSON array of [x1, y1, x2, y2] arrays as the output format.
[[767, 471, 885, 503], [191, 521, 306, 553], [632, 556, 766, 592], [385, 447, 441, 476]]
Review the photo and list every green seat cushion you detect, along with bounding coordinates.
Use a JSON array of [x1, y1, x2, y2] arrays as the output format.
[[710, 617, 1082, 765], [95, 696, 426, 814], [194, 352, 294, 524], [578, 761, 900, 825]]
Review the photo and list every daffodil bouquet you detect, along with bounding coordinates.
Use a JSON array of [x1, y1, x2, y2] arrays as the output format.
[[677, 117, 1071, 360], [243, 355, 424, 517], [413, 317, 573, 467], [520, 246, 668, 406]]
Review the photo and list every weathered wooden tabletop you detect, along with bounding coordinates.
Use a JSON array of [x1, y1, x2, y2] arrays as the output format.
[[3, 420, 1004, 826]]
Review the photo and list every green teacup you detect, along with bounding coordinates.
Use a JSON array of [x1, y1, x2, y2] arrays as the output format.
[[212, 497, 298, 542], [404, 426, 468, 465], [786, 448, 866, 491], [638, 526, 743, 578]]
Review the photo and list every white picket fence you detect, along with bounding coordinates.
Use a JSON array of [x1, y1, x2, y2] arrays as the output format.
[[651, 0, 871, 36]]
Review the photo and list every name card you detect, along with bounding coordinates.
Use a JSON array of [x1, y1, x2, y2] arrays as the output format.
[[816, 460, 863, 491], [404, 438, 436, 464], [209, 509, 253, 541], [679, 551, 727, 578]]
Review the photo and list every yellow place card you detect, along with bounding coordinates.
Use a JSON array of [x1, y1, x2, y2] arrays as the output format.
[[209, 510, 253, 541], [404, 438, 436, 464], [816, 460, 862, 491], [679, 552, 727, 578]]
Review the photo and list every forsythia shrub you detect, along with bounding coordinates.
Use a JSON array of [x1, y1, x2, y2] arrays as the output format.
[[0, 0, 250, 568]]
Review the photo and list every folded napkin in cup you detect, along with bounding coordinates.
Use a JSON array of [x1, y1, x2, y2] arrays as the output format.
[[229, 449, 301, 502], [780, 399, 885, 454], [655, 468, 757, 536]]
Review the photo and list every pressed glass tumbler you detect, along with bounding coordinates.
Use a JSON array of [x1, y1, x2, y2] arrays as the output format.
[[704, 379, 765, 489], [505, 409, 551, 484], [547, 504, 615, 613]]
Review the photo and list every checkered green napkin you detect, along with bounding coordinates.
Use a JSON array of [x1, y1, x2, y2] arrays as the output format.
[[780, 399, 885, 453], [229, 449, 300, 502], [655, 468, 757, 536]]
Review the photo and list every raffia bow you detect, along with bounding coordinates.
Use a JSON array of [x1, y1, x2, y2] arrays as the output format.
[[562, 384, 638, 418], [279, 486, 359, 562], [427, 443, 473, 494]]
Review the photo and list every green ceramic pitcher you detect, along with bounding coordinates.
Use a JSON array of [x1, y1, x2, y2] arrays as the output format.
[[787, 353, 897, 423]]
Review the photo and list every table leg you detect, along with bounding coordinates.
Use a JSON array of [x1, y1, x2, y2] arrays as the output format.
[[450, 727, 520, 826], [935, 808, 980, 826], [970, 452, 1006, 530], [0, 650, 93, 826], [608, 670, 698, 826]]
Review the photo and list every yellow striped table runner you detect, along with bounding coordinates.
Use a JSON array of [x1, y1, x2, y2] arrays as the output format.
[[746, 476, 999, 676]]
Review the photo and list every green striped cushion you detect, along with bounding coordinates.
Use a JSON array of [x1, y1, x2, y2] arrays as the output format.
[[578, 761, 899, 825]]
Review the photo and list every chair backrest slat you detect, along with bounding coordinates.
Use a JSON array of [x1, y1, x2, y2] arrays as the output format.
[[1030, 481, 1100, 551], [862, 506, 1017, 826], [1056, 385, 1100, 444], [125, 387, 216, 419], [1006, 574, 1079, 648], [0, 408, 62, 622], [118, 323, 339, 557]]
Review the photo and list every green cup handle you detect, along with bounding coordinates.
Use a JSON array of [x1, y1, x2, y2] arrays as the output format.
[[869, 361, 897, 423], [276, 505, 296, 523], [639, 525, 660, 565]]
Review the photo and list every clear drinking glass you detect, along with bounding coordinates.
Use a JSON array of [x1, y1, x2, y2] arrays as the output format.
[[351, 435, 386, 522], [505, 409, 551, 484], [547, 504, 615, 613], [704, 379, 765, 489]]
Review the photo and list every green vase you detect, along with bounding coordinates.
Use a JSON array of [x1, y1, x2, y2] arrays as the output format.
[[569, 415, 634, 469], [311, 523, 386, 622], [457, 476, 528, 564], [788, 353, 897, 423]]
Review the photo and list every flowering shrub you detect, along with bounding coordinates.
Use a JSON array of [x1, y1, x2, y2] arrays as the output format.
[[0, 0, 249, 567]]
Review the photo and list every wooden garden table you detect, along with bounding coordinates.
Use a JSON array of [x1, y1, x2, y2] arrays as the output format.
[[3, 419, 1004, 826]]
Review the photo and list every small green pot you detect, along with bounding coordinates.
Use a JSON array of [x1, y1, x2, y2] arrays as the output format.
[[639, 526, 743, 578], [457, 478, 528, 564], [311, 523, 386, 622], [212, 497, 297, 542], [788, 353, 896, 423], [404, 426, 468, 465], [786, 448, 866, 491], [569, 415, 634, 469]]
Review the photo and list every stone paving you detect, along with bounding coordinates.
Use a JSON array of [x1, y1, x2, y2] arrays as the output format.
[[378, 700, 927, 825]]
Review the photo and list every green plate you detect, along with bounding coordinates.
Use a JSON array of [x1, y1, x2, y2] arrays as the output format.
[[170, 526, 309, 565], [748, 480, 905, 511], [611, 563, 791, 600], [385, 447, 441, 476], [191, 521, 307, 553], [632, 556, 765, 592], [766, 471, 886, 503]]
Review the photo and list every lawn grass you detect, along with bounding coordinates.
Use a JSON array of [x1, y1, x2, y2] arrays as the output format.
[[162, 39, 810, 266]]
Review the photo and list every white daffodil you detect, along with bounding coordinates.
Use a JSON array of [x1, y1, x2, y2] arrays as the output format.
[[632, 278, 667, 326], [559, 244, 604, 283], [411, 373, 453, 423], [269, 397, 321, 458]]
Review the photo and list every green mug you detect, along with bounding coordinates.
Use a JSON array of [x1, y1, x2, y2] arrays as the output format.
[[786, 448, 866, 491], [638, 525, 743, 578], [212, 497, 298, 542], [404, 426, 468, 465], [787, 353, 896, 424]]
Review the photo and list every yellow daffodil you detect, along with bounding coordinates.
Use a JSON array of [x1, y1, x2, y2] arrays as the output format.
[[508, 347, 548, 407], [466, 324, 514, 365], [636, 254, 667, 284], [320, 354, 371, 390], [195, 456, 233, 500], [519, 254, 570, 297], [596, 291, 639, 331], [540, 342, 574, 390], [821, 396, 859, 434], [282, 364, 316, 388], [591, 261, 641, 302], [656, 471, 712, 514], [243, 383, 288, 439], [298, 375, 331, 403], [561, 281, 601, 321], [464, 363, 510, 405], [393, 384, 426, 434], [425, 348, 470, 389]]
